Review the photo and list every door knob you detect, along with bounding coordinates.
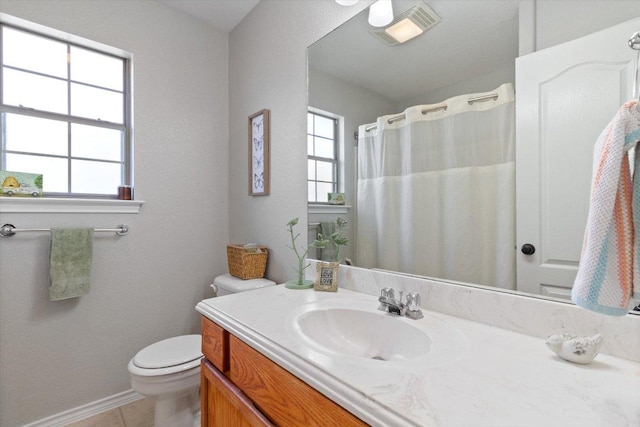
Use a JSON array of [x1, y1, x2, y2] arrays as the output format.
[[521, 243, 536, 255]]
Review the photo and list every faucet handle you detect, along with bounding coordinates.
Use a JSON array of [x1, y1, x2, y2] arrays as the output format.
[[406, 292, 421, 310], [379, 287, 390, 298], [405, 293, 424, 319], [378, 287, 392, 312]]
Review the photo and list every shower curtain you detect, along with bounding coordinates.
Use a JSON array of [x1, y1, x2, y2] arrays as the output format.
[[356, 83, 515, 289]]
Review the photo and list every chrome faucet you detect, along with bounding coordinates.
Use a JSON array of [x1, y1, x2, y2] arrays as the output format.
[[377, 287, 424, 320]]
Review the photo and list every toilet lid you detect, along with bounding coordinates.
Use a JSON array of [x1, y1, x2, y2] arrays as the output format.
[[214, 273, 276, 292], [133, 334, 202, 369]]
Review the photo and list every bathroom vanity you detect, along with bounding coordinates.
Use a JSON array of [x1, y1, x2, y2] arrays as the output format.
[[199, 314, 364, 426], [196, 273, 640, 427]]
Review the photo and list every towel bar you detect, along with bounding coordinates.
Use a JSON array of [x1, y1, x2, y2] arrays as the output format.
[[0, 224, 129, 237], [308, 221, 348, 228]]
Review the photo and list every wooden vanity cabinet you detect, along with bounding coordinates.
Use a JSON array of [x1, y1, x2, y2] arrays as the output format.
[[201, 315, 229, 372], [200, 316, 368, 427], [201, 360, 273, 427]]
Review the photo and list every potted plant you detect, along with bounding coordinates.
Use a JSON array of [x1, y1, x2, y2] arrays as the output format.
[[285, 217, 318, 289]]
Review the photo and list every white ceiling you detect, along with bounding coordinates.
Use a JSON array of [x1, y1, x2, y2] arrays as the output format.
[[157, 0, 260, 33], [154, 0, 520, 103], [309, 0, 520, 102]]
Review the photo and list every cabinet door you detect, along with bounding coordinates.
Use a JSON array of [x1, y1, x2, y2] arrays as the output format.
[[201, 360, 274, 427], [229, 335, 368, 427], [202, 316, 229, 372]]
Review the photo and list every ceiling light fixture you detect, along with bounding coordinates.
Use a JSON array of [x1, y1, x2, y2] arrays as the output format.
[[368, 0, 394, 27], [384, 17, 423, 43], [369, 1, 441, 46], [335, 0, 359, 5]]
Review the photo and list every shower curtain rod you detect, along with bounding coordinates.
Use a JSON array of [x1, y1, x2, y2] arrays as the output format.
[[364, 91, 500, 132], [0, 223, 129, 237]]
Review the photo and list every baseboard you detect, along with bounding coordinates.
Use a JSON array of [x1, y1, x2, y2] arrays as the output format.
[[22, 389, 144, 427]]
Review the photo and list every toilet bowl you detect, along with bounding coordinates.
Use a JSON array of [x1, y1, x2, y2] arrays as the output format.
[[128, 275, 276, 427], [128, 334, 202, 427]]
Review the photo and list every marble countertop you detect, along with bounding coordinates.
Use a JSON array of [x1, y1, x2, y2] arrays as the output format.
[[196, 286, 640, 427]]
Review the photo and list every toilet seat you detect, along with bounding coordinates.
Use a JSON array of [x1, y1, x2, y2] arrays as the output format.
[[130, 334, 202, 376]]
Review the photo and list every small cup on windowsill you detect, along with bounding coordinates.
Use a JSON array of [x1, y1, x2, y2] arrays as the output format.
[[118, 185, 133, 200]]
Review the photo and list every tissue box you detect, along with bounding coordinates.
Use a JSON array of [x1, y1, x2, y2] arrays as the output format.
[[227, 244, 268, 280], [0, 170, 43, 197]]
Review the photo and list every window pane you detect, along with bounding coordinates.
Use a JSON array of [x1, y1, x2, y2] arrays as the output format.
[[307, 113, 313, 134], [314, 115, 334, 139], [308, 159, 316, 180], [3, 68, 67, 114], [5, 113, 68, 156], [71, 159, 121, 194], [307, 135, 315, 156], [71, 124, 123, 161], [316, 182, 333, 203], [315, 136, 334, 158], [316, 160, 334, 182], [1, 24, 130, 198], [3, 27, 67, 78], [5, 153, 68, 193], [308, 181, 316, 203], [70, 46, 123, 91], [71, 83, 123, 123]]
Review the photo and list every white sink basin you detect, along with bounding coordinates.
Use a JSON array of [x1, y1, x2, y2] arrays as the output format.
[[294, 306, 432, 361]]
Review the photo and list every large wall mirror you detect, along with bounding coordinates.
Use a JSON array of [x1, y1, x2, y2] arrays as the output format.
[[307, 0, 640, 312]]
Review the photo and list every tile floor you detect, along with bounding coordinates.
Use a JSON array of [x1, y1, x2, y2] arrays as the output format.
[[65, 397, 154, 427]]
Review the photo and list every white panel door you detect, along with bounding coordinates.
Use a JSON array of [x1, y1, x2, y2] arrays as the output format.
[[516, 17, 640, 299]]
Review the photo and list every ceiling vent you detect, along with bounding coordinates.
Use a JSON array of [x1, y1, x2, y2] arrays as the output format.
[[369, 1, 442, 46]]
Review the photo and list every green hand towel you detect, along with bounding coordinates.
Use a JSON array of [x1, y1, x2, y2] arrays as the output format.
[[316, 222, 336, 262], [49, 228, 94, 301]]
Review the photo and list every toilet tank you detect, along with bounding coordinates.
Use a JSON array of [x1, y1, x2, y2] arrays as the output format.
[[212, 273, 276, 296]]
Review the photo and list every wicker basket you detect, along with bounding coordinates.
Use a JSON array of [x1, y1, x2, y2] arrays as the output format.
[[227, 244, 268, 280]]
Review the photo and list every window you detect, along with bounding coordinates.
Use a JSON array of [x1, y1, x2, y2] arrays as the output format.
[[1, 23, 131, 198], [307, 111, 338, 203]]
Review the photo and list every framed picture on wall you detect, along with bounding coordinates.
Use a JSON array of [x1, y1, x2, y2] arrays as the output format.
[[248, 109, 270, 196]]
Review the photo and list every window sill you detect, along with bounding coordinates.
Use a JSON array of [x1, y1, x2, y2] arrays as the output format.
[[308, 204, 351, 214], [0, 197, 145, 214]]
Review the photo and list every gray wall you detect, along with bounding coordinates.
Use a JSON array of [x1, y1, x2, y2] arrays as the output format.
[[0, 1, 229, 425]]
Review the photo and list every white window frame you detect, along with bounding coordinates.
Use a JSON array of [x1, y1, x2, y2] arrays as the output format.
[[308, 109, 342, 204], [0, 20, 133, 200]]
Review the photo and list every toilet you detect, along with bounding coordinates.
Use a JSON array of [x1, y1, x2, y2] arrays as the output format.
[[128, 335, 202, 427], [211, 273, 276, 296], [128, 274, 276, 427]]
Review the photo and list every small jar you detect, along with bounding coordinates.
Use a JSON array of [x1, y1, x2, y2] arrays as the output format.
[[117, 185, 133, 200]]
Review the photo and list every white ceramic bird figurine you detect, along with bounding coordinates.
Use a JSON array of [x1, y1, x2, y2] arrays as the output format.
[[545, 333, 604, 364]]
